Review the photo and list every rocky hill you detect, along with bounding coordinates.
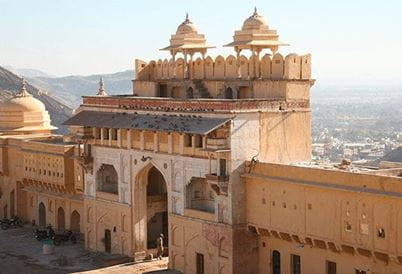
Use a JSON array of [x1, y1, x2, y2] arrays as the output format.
[[0, 66, 72, 133], [27, 70, 133, 108], [4, 66, 55, 78]]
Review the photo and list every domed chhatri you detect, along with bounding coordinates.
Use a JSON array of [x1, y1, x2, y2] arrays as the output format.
[[161, 13, 213, 52], [161, 13, 214, 79], [224, 7, 289, 53], [0, 79, 56, 135]]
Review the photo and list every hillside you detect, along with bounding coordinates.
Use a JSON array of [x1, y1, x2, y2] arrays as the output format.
[[27, 70, 133, 108], [3, 66, 55, 78], [0, 66, 72, 133]]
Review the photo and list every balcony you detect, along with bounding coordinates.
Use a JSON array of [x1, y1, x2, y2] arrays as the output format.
[[184, 208, 215, 222], [96, 191, 119, 202], [205, 138, 230, 151], [206, 174, 229, 195]]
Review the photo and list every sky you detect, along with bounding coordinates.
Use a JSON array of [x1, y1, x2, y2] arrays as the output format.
[[1, 0, 402, 85]]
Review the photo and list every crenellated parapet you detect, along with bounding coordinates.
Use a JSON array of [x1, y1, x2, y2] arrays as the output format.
[[136, 53, 311, 82]]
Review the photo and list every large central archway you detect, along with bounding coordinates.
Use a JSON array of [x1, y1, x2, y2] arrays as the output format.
[[133, 164, 168, 257]]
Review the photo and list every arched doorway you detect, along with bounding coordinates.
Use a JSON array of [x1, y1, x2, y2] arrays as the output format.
[[71, 210, 81, 232], [57, 207, 65, 230], [134, 164, 168, 255], [38, 202, 46, 227], [272, 250, 281, 274], [9, 190, 15, 218], [224, 87, 234, 99], [104, 229, 111, 253], [3, 204, 7, 219]]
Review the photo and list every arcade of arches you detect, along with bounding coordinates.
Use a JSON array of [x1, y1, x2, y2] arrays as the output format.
[[35, 200, 82, 232]]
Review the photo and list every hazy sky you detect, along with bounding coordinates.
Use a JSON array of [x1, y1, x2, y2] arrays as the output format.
[[1, 0, 402, 85]]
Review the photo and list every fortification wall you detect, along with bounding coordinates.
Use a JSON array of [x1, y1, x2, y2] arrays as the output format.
[[135, 53, 312, 82]]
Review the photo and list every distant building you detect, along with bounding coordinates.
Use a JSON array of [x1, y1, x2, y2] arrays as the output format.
[[0, 80, 84, 232]]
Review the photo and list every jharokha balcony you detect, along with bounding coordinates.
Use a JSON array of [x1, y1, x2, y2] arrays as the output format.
[[77, 153, 94, 174], [205, 138, 230, 151], [206, 173, 229, 195]]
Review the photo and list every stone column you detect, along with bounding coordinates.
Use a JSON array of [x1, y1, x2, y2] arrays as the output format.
[[208, 153, 212, 174], [236, 47, 242, 79], [168, 133, 173, 154], [183, 51, 188, 79], [108, 129, 112, 146], [127, 129, 132, 149], [191, 135, 196, 155], [202, 136, 207, 149], [140, 131, 145, 151], [172, 51, 177, 79], [153, 132, 158, 153], [217, 156, 221, 176], [189, 52, 194, 80], [179, 134, 184, 155], [256, 48, 261, 78], [201, 51, 206, 79], [117, 129, 122, 148], [100, 128, 104, 146]]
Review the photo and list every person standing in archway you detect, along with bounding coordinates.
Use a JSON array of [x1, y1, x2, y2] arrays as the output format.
[[156, 233, 164, 260]]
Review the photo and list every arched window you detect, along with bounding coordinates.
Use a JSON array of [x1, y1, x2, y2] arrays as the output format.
[[186, 87, 194, 99], [38, 202, 46, 227], [96, 164, 118, 194], [57, 207, 65, 230], [225, 87, 234, 99], [272, 250, 281, 274], [71, 210, 81, 232]]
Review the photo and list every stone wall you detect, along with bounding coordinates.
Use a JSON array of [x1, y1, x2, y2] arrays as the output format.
[[136, 53, 311, 82], [244, 162, 402, 273]]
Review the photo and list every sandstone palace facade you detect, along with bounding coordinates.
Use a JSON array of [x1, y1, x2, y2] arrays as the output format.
[[1, 9, 402, 274]]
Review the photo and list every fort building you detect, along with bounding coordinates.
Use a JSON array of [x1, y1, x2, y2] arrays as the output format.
[[0, 80, 84, 233], [1, 8, 402, 274]]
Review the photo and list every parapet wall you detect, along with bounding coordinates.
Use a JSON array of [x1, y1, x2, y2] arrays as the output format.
[[136, 53, 311, 81]]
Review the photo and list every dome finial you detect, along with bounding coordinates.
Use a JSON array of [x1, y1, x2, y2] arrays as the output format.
[[97, 76, 107, 96], [253, 6, 258, 16], [184, 12, 191, 23], [16, 78, 32, 97]]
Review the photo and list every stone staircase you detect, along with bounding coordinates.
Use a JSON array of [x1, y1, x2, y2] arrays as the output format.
[[192, 79, 212, 98]]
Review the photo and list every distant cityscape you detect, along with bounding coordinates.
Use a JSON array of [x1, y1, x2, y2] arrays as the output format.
[[311, 85, 402, 164]]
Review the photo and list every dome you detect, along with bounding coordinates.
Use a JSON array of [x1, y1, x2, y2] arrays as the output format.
[[1, 96, 46, 112], [176, 22, 198, 34], [242, 8, 268, 30], [0, 80, 56, 134], [176, 14, 198, 34]]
